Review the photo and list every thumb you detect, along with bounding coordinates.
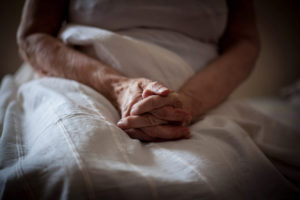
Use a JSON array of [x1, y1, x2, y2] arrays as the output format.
[[142, 81, 170, 98]]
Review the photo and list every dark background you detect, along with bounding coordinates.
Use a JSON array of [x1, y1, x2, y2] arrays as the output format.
[[0, 0, 300, 98]]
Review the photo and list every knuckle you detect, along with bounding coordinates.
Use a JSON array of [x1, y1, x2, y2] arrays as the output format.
[[126, 117, 136, 127], [153, 106, 175, 120], [145, 115, 155, 125], [164, 106, 174, 113], [174, 110, 185, 120], [136, 80, 145, 90], [157, 109, 167, 118], [152, 108, 165, 119], [147, 115, 160, 125], [147, 96, 156, 108], [173, 97, 183, 108]]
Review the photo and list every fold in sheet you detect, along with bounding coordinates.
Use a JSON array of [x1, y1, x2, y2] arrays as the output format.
[[59, 24, 195, 91], [0, 25, 299, 199]]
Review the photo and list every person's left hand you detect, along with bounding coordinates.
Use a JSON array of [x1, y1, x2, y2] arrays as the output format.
[[117, 92, 192, 141]]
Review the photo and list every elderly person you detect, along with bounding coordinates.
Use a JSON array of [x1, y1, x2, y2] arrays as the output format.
[[2, 0, 300, 199], [17, 0, 260, 142]]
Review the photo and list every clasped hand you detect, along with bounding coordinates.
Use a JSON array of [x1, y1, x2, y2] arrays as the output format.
[[115, 78, 192, 142]]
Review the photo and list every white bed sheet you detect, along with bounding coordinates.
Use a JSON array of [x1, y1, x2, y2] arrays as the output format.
[[0, 25, 299, 200]]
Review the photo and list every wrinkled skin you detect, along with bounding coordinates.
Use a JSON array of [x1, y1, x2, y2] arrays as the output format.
[[17, 0, 260, 142], [114, 78, 191, 141]]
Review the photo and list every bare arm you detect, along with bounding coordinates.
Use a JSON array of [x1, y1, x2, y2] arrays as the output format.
[[17, 0, 128, 106], [18, 0, 191, 141], [128, 0, 260, 123], [179, 0, 261, 120]]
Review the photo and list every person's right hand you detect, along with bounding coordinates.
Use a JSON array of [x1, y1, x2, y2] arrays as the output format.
[[113, 77, 170, 118]]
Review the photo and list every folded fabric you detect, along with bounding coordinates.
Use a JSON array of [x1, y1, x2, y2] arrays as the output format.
[[59, 24, 196, 91], [0, 25, 299, 200]]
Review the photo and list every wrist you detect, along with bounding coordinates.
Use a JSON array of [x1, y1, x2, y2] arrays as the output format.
[[179, 90, 203, 121], [90, 67, 128, 108]]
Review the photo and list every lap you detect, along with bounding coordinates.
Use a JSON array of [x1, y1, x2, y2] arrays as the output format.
[[0, 76, 299, 199]]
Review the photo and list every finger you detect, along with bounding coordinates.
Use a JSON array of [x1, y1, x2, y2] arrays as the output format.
[[121, 85, 143, 117], [142, 81, 170, 98], [117, 114, 167, 129], [131, 93, 182, 115], [124, 128, 157, 142], [151, 106, 191, 122], [141, 125, 190, 140], [122, 96, 141, 118]]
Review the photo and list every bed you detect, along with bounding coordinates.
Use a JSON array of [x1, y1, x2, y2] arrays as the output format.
[[0, 24, 299, 200]]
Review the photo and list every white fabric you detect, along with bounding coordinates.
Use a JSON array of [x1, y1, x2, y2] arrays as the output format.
[[0, 25, 299, 199], [116, 28, 219, 72], [59, 24, 195, 91], [68, 0, 228, 43]]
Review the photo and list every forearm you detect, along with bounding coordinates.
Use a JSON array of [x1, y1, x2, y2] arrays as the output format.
[[179, 38, 260, 119], [178, 0, 260, 120], [18, 33, 127, 106]]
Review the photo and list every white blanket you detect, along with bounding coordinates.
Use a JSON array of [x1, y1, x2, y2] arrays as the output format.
[[0, 25, 299, 199]]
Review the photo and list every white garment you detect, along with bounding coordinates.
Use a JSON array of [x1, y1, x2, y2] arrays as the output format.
[[67, 0, 227, 73], [68, 0, 228, 43]]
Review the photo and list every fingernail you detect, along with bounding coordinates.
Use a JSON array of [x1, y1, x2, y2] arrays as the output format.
[[158, 88, 169, 95], [117, 120, 125, 127]]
